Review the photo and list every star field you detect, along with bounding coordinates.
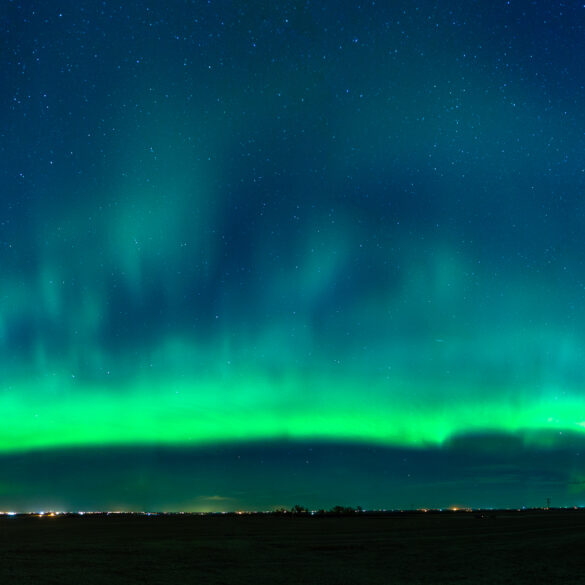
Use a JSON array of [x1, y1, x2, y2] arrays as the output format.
[[2, 0, 585, 510]]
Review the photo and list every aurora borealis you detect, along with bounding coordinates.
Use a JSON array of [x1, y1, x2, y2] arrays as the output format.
[[3, 0, 585, 511]]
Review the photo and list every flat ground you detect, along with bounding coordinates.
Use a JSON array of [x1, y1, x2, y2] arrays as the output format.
[[0, 510, 584, 584]]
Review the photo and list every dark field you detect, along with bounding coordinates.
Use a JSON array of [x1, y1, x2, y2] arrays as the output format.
[[1, 510, 585, 584]]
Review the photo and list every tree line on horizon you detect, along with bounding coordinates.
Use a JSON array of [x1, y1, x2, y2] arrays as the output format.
[[271, 505, 364, 516]]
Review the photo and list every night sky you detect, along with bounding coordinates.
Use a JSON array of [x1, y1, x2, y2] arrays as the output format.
[[2, 0, 585, 512]]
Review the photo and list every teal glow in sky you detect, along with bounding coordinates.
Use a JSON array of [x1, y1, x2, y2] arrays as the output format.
[[2, 0, 585, 510]]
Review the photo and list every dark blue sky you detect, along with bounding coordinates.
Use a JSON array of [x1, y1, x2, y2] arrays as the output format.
[[2, 0, 585, 510]]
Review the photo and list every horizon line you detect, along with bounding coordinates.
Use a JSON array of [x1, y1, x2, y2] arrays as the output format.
[[0, 506, 579, 516]]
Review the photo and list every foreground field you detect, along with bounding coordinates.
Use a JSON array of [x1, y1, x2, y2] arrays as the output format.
[[0, 510, 584, 584]]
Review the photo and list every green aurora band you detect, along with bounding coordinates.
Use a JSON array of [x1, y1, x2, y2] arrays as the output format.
[[2, 374, 585, 453]]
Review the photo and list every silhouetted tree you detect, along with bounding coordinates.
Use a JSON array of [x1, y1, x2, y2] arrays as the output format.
[[330, 505, 357, 515]]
